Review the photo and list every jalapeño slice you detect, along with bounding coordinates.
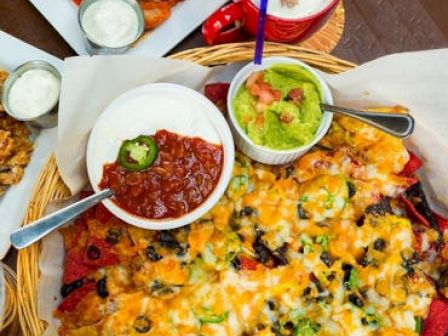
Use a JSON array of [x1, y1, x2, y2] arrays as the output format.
[[118, 135, 158, 171]]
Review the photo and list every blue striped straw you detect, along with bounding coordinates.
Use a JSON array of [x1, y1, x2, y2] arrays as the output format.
[[254, 0, 269, 65]]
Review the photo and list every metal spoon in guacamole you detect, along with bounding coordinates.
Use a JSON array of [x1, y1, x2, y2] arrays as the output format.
[[321, 104, 414, 139]]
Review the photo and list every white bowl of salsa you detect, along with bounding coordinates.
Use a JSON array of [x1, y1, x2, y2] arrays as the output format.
[[87, 83, 235, 230], [227, 56, 333, 165]]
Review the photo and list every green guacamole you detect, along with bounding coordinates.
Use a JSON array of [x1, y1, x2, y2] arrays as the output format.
[[233, 64, 324, 150]]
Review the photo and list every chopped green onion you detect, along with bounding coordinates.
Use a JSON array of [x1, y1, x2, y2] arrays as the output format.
[[415, 316, 423, 333], [300, 234, 314, 254], [197, 309, 229, 324], [316, 235, 329, 252], [294, 318, 320, 336], [349, 268, 359, 290]]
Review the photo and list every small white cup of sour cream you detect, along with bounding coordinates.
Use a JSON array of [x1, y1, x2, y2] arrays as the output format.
[[2, 60, 61, 128], [227, 57, 333, 165], [78, 0, 144, 55]]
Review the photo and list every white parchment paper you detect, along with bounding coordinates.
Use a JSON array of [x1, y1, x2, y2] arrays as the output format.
[[324, 49, 448, 214], [41, 50, 448, 335], [0, 31, 63, 259]]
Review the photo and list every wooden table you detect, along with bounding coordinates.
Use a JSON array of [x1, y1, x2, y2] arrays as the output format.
[[0, 0, 447, 268]]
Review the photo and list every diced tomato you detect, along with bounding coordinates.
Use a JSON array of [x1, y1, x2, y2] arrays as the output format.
[[259, 89, 276, 105], [280, 113, 294, 124], [82, 237, 120, 268], [422, 299, 448, 336], [401, 151, 423, 176], [72, 0, 82, 6], [204, 83, 230, 106], [95, 203, 113, 223], [288, 88, 304, 103], [255, 102, 268, 113], [434, 212, 448, 232], [246, 72, 263, 88], [57, 281, 96, 313], [63, 249, 94, 284], [245, 72, 281, 105], [273, 90, 282, 101], [259, 83, 272, 92], [240, 256, 259, 271], [248, 83, 261, 96]]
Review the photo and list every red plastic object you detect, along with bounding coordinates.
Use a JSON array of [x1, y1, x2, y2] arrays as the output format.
[[241, 0, 340, 43], [202, 3, 246, 45], [203, 0, 340, 45]]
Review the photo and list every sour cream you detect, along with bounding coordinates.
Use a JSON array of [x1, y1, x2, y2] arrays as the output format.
[[81, 0, 140, 48], [252, 0, 333, 19], [8, 69, 60, 119]]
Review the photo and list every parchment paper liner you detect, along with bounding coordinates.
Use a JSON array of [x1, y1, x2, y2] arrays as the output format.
[[40, 52, 448, 335]]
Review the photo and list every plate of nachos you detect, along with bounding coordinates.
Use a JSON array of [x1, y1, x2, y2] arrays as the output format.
[[30, 51, 448, 335], [50, 106, 448, 335]]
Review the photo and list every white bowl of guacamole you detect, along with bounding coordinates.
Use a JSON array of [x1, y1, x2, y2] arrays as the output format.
[[228, 57, 333, 165]]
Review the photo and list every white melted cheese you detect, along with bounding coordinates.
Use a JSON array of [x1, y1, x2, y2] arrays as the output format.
[[391, 310, 416, 330]]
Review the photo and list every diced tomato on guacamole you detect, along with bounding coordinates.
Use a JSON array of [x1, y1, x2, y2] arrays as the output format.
[[232, 64, 323, 150]]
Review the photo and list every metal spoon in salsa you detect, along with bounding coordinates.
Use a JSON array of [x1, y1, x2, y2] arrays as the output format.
[[10, 129, 224, 249]]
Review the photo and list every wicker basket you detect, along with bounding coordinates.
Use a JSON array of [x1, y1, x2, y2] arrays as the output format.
[[16, 45, 356, 336], [1, 262, 20, 336]]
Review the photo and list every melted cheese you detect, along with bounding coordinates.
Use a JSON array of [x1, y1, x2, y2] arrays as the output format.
[[58, 112, 436, 336]]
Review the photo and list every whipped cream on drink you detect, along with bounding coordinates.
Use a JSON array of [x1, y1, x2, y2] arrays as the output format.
[[252, 0, 333, 19]]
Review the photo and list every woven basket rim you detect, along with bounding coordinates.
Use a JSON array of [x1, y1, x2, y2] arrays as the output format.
[[16, 44, 356, 336]]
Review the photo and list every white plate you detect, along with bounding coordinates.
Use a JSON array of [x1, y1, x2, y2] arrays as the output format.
[[87, 83, 234, 230], [29, 0, 227, 56], [0, 31, 61, 259]]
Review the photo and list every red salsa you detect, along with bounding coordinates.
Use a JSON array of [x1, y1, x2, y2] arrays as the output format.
[[99, 130, 224, 219]]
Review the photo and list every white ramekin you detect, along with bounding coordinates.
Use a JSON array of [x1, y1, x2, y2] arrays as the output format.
[[227, 56, 333, 165], [87, 83, 234, 230]]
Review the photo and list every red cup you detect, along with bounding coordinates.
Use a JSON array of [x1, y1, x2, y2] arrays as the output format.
[[203, 0, 340, 45]]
